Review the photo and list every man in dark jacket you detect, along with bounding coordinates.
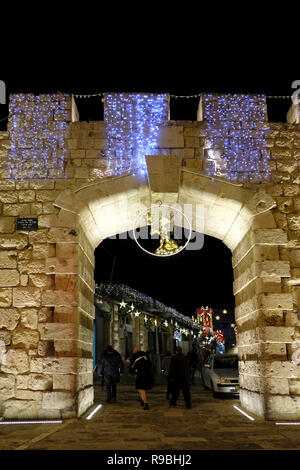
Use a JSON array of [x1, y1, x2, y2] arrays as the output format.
[[98, 345, 124, 403], [169, 346, 192, 409]]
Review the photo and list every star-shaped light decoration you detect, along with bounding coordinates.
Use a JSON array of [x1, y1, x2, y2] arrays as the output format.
[[129, 304, 135, 311], [119, 300, 127, 309], [134, 311, 141, 317], [164, 320, 168, 327]]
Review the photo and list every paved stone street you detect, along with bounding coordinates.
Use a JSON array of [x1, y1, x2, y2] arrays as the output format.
[[1, 379, 300, 451]]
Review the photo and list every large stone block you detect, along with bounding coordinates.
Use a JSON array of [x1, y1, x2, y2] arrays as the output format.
[[30, 357, 77, 374], [28, 374, 52, 391], [16, 375, 29, 389], [13, 287, 41, 307], [0, 308, 19, 330], [42, 391, 75, 410], [41, 289, 76, 307], [53, 374, 76, 391], [0, 330, 11, 345], [0, 217, 15, 234], [2, 399, 38, 419], [76, 372, 93, 391], [266, 395, 300, 420], [39, 323, 76, 341], [252, 229, 288, 246], [15, 389, 43, 401], [257, 261, 291, 278], [1, 349, 29, 374], [54, 339, 79, 356], [54, 274, 77, 291], [37, 340, 54, 357], [0, 374, 15, 401], [29, 274, 52, 288], [46, 257, 78, 274], [239, 389, 266, 418], [157, 126, 184, 148], [53, 306, 77, 323], [0, 269, 19, 287], [258, 293, 293, 310], [289, 379, 300, 395], [77, 386, 94, 417], [12, 328, 39, 348], [0, 251, 17, 268], [0, 288, 12, 307], [256, 327, 294, 343]]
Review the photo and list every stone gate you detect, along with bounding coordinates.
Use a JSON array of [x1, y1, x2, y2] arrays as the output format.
[[0, 92, 300, 421]]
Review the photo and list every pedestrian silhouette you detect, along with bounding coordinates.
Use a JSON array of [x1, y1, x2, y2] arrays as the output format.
[[130, 346, 153, 410], [169, 346, 192, 409], [98, 345, 124, 403]]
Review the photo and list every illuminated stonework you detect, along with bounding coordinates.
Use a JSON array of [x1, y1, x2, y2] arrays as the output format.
[[104, 93, 169, 176], [8, 93, 69, 180], [202, 93, 271, 182], [0, 92, 299, 422]]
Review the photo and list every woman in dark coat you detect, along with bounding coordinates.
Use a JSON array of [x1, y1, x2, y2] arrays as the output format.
[[130, 347, 153, 410]]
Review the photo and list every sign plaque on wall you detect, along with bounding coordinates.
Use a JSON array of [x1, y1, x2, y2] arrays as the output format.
[[16, 218, 38, 231]]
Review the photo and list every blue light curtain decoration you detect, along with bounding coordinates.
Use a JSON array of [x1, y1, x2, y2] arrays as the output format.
[[104, 93, 169, 177], [202, 94, 271, 182], [8, 93, 69, 180]]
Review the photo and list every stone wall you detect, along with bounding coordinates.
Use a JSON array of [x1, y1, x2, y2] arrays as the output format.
[[0, 92, 300, 420]]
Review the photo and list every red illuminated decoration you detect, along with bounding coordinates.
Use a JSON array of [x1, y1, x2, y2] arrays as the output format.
[[195, 307, 214, 329], [203, 328, 211, 338], [214, 330, 225, 344]]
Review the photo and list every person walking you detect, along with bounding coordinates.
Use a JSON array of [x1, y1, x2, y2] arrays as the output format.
[[169, 346, 192, 409], [98, 345, 124, 403], [161, 350, 173, 401], [130, 346, 153, 410]]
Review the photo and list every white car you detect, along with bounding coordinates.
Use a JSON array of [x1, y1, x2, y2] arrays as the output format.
[[201, 354, 240, 397]]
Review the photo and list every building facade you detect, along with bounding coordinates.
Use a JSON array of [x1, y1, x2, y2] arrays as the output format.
[[94, 283, 200, 372]]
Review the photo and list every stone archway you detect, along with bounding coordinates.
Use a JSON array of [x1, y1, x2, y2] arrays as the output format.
[[50, 167, 291, 421], [0, 92, 300, 422]]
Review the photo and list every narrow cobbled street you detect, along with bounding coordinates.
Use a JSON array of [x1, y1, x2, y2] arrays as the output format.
[[1, 381, 300, 451]]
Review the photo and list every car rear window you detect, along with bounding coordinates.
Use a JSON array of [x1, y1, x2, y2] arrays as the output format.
[[213, 356, 238, 369]]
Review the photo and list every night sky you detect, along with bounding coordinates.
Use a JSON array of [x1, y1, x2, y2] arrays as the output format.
[[94, 232, 235, 317], [0, 75, 296, 316]]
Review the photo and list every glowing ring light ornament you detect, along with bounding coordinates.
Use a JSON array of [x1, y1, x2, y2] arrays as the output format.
[[133, 204, 192, 258]]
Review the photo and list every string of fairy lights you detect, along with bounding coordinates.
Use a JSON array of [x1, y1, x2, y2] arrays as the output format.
[[202, 93, 272, 181], [104, 93, 169, 176], [5, 91, 298, 181], [72, 93, 293, 99], [8, 93, 69, 180]]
